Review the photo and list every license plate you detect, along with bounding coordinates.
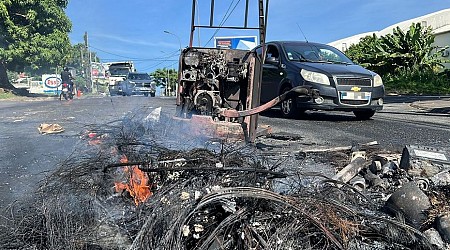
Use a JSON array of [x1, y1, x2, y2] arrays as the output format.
[[62, 88, 68, 92], [340, 91, 371, 100]]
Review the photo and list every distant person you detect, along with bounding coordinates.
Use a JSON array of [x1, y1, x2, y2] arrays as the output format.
[[60, 67, 74, 94]]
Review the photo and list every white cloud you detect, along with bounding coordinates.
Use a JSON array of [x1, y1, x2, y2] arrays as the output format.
[[92, 33, 178, 49]]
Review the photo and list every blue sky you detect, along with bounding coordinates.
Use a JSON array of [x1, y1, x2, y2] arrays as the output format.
[[66, 0, 450, 72]]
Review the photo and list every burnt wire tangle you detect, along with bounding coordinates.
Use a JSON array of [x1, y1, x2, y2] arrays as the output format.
[[0, 108, 444, 250]]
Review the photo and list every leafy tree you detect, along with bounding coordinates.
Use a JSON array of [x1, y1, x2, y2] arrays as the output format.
[[379, 23, 444, 74], [346, 23, 445, 77], [151, 67, 178, 87], [345, 34, 385, 73], [66, 43, 86, 73], [0, 0, 72, 93], [346, 23, 449, 94]]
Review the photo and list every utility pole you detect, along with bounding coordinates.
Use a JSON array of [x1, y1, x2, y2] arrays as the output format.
[[80, 48, 84, 76], [84, 32, 93, 92], [166, 68, 170, 96], [80, 49, 84, 68]]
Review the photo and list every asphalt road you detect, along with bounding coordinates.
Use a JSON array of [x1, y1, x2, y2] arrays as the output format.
[[0, 95, 176, 207], [258, 96, 450, 151], [0, 95, 449, 208]]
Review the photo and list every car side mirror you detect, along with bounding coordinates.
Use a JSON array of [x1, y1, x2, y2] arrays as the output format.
[[265, 57, 279, 65]]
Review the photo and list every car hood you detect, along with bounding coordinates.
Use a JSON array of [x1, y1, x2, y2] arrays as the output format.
[[128, 80, 152, 83], [296, 62, 375, 77]]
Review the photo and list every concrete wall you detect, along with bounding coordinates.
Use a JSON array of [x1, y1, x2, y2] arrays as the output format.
[[434, 32, 450, 69]]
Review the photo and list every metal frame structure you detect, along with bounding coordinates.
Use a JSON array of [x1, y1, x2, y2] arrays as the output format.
[[175, 0, 270, 143], [189, 0, 269, 48]]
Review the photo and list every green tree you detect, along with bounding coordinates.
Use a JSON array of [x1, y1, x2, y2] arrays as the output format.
[[151, 67, 178, 86], [151, 67, 178, 95], [0, 0, 72, 93], [346, 23, 449, 94], [345, 34, 386, 73], [346, 23, 445, 77], [378, 23, 444, 74], [67, 43, 99, 77], [67, 43, 86, 73]]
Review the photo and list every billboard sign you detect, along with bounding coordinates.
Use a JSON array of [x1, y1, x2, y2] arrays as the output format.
[[91, 62, 107, 79], [214, 36, 258, 50], [42, 74, 62, 94]]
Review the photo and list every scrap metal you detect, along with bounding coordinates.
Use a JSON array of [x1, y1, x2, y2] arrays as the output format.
[[175, 0, 315, 142]]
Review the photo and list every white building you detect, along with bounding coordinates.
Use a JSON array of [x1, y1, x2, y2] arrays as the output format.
[[329, 9, 450, 67]]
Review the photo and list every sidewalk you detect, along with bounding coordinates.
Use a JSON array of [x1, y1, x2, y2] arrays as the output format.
[[410, 97, 450, 114]]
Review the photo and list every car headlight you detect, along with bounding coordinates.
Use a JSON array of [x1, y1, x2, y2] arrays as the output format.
[[373, 74, 383, 87], [300, 69, 330, 85]]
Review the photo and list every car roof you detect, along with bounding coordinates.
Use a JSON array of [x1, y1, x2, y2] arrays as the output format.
[[252, 41, 334, 51], [267, 41, 329, 47]]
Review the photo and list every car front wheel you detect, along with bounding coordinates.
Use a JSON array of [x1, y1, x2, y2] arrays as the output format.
[[280, 87, 299, 118], [353, 110, 376, 120]]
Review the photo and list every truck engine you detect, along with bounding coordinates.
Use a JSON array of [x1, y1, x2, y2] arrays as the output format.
[[176, 47, 256, 122]]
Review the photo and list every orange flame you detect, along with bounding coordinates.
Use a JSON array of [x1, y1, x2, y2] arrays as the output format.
[[115, 155, 152, 205], [119, 155, 128, 163]]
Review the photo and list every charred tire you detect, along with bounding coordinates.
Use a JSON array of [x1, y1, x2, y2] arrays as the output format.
[[280, 87, 299, 118], [150, 92, 155, 97], [353, 110, 376, 120]]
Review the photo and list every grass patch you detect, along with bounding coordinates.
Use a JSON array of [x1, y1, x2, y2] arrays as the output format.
[[0, 91, 17, 99], [384, 71, 450, 95]]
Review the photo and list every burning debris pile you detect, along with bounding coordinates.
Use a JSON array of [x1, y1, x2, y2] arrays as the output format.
[[0, 107, 449, 249]]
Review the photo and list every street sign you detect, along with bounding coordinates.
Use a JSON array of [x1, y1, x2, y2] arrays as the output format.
[[42, 74, 62, 94]]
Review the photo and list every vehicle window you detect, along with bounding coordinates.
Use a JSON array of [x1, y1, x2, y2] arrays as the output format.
[[110, 68, 130, 76], [255, 46, 263, 60], [283, 43, 353, 64], [128, 74, 151, 80], [318, 48, 341, 62], [266, 45, 279, 59]]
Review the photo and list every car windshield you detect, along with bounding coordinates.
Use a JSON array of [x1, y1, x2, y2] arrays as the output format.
[[109, 67, 131, 76], [128, 73, 151, 80], [283, 43, 354, 64]]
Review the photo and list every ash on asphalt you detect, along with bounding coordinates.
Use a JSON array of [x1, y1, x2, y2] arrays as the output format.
[[0, 106, 448, 249]]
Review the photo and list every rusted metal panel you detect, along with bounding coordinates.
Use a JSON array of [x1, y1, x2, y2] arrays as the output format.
[[172, 115, 245, 141]]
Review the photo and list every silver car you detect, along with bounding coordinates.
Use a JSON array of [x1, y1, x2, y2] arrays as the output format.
[[119, 72, 156, 97]]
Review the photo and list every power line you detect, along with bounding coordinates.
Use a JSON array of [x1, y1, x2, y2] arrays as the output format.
[[203, 0, 235, 47], [140, 60, 174, 72], [101, 58, 178, 62], [89, 45, 179, 62], [139, 52, 180, 72], [204, 0, 242, 47]]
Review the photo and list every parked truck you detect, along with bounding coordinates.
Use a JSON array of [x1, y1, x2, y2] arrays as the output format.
[[107, 61, 135, 96]]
